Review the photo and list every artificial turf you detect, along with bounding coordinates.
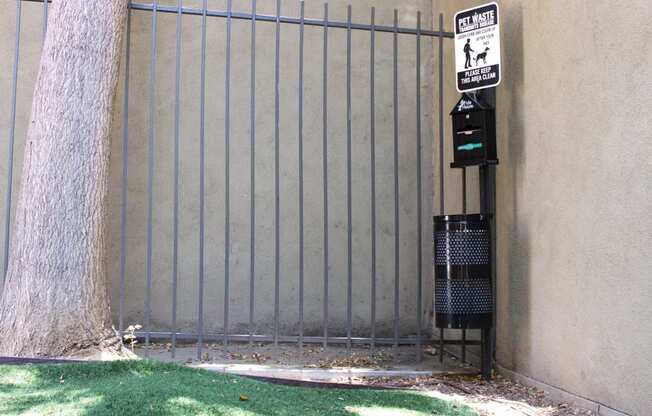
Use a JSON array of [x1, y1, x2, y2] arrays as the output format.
[[0, 360, 477, 415]]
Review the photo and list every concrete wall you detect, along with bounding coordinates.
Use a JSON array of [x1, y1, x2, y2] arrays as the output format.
[[0, 0, 436, 338], [433, 1, 652, 415]]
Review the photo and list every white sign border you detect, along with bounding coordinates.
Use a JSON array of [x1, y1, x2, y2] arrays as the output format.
[[453, 1, 502, 93]]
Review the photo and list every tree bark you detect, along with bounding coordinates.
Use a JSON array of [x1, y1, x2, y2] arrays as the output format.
[[0, 0, 129, 357]]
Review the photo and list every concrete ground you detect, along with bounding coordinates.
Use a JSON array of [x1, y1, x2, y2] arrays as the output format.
[[134, 341, 477, 382]]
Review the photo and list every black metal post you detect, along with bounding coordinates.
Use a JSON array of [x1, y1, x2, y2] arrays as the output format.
[[478, 88, 497, 380], [481, 328, 491, 378], [461, 167, 467, 363], [439, 327, 444, 363]]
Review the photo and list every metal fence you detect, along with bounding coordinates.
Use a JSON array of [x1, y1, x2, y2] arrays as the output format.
[[3, 0, 460, 361]]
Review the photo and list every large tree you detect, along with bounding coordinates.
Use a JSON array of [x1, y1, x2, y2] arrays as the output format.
[[0, 0, 130, 357]]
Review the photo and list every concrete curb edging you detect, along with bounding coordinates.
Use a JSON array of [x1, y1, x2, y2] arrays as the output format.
[[496, 365, 633, 416], [193, 363, 436, 382]]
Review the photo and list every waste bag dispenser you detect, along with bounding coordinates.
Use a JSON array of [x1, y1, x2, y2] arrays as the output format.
[[433, 214, 492, 329], [450, 93, 498, 168]]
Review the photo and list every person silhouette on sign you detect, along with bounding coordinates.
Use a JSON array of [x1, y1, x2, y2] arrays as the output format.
[[463, 39, 474, 69]]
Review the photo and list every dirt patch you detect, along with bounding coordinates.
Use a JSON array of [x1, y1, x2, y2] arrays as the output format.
[[138, 341, 473, 373], [354, 374, 596, 416]]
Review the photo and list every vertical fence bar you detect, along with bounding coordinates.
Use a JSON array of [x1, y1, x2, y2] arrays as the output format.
[[171, 0, 182, 359], [273, 0, 281, 348], [321, 2, 329, 349], [369, 7, 377, 351], [415, 10, 423, 361], [197, 0, 208, 360], [249, 0, 257, 347], [345, 4, 353, 353], [119, 3, 132, 338], [42, 0, 48, 37], [392, 9, 400, 349], [438, 12, 445, 364], [3, 0, 21, 280], [223, 0, 232, 349], [298, 0, 305, 353], [145, 0, 159, 357]]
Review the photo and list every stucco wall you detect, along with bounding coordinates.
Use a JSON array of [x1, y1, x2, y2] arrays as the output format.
[[434, 1, 652, 415], [3, 1, 650, 414], [0, 0, 436, 338]]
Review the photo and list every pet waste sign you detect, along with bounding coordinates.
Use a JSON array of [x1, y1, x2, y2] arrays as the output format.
[[454, 2, 501, 92]]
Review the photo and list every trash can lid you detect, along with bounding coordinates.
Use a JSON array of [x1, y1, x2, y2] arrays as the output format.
[[433, 213, 491, 223]]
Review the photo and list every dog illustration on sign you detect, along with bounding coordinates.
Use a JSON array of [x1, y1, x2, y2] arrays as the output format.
[[475, 47, 490, 65]]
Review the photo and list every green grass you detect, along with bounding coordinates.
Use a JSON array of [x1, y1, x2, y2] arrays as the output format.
[[0, 360, 477, 416]]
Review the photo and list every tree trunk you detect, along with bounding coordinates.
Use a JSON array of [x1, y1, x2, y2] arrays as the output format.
[[0, 0, 129, 357]]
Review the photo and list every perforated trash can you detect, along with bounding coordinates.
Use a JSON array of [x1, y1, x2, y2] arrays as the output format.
[[434, 214, 492, 329]]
